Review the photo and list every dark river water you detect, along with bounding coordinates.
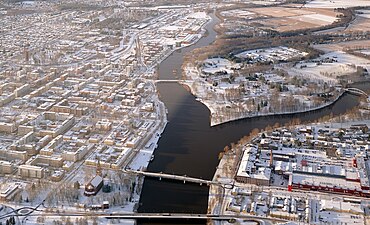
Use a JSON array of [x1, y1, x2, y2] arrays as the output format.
[[137, 14, 365, 225]]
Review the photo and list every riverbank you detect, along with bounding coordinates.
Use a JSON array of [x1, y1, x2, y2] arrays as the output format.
[[181, 79, 347, 126]]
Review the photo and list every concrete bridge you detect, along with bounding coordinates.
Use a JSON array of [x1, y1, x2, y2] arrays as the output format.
[[154, 79, 186, 83], [104, 213, 284, 224], [125, 170, 231, 188], [5, 211, 285, 224], [345, 88, 368, 97], [104, 213, 257, 220]]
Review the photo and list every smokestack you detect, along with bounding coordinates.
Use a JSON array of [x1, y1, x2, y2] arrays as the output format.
[[270, 149, 273, 167]]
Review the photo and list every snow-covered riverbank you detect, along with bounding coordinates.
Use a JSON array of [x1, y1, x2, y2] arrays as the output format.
[[181, 80, 346, 127]]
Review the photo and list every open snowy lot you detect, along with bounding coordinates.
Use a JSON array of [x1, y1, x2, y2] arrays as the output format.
[[220, 9, 256, 19], [314, 40, 370, 52], [290, 43, 370, 82], [247, 6, 340, 32], [304, 0, 370, 8], [345, 10, 370, 33]]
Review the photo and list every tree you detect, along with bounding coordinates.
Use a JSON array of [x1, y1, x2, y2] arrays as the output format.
[[102, 184, 111, 193], [250, 128, 260, 137], [218, 152, 224, 160], [92, 217, 98, 225], [65, 217, 73, 225], [73, 181, 80, 189], [37, 216, 45, 223], [223, 146, 230, 153], [9, 217, 15, 225]]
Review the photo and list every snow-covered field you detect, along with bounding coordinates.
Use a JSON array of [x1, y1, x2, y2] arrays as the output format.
[[236, 46, 308, 63], [315, 40, 370, 52], [245, 6, 339, 32], [299, 13, 338, 24], [358, 50, 370, 56], [220, 9, 256, 19], [356, 9, 370, 20], [291, 50, 370, 82], [304, 0, 370, 8]]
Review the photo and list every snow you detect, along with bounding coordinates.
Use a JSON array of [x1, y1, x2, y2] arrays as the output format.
[[185, 55, 346, 126], [236, 46, 308, 63], [299, 13, 338, 24], [358, 50, 370, 56], [202, 58, 238, 75], [220, 9, 256, 18], [20, 1, 35, 5], [209, 118, 370, 224], [291, 49, 370, 82], [90, 175, 103, 187], [313, 205, 364, 225], [160, 25, 180, 31], [127, 121, 166, 171], [188, 12, 208, 19], [358, 14, 370, 19], [304, 0, 370, 8]]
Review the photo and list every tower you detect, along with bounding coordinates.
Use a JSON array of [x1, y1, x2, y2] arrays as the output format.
[[24, 47, 29, 62], [96, 157, 102, 176], [135, 36, 143, 66], [269, 149, 273, 167]]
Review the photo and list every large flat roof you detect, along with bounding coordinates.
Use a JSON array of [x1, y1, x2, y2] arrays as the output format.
[[237, 146, 271, 181], [292, 172, 362, 191]]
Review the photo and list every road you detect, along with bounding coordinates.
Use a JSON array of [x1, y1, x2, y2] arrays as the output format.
[[0, 209, 286, 224]]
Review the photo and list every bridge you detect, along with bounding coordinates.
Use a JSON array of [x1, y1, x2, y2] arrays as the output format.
[[103, 213, 283, 223], [125, 170, 231, 188], [1, 211, 285, 224], [154, 79, 186, 83], [345, 88, 368, 97], [105, 213, 259, 220]]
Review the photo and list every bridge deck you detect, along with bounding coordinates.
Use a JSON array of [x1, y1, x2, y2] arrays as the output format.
[[12, 212, 287, 223], [126, 170, 218, 186], [155, 80, 186, 83], [345, 88, 368, 97]]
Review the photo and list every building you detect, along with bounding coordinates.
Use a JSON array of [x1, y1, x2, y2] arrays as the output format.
[[18, 165, 44, 178], [84, 175, 103, 196], [235, 145, 271, 185], [0, 184, 19, 201], [0, 122, 16, 133], [0, 160, 15, 174], [288, 171, 370, 197]]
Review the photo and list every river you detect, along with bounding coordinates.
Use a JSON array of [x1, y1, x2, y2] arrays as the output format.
[[137, 14, 364, 225]]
